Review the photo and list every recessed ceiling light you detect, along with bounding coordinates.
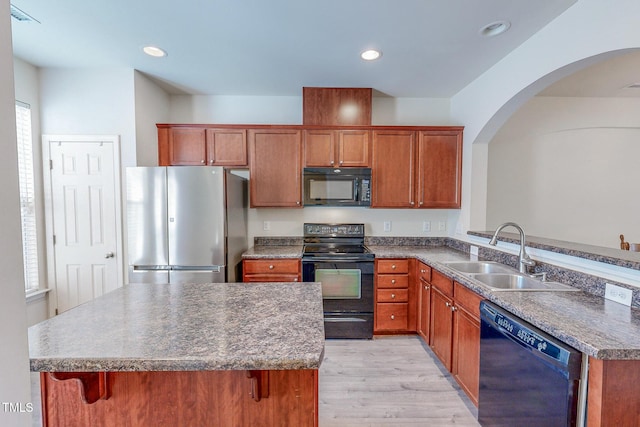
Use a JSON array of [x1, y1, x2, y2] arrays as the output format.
[[480, 20, 511, 37], [361, 49, 382, 61], [143, 46, 167, 58]]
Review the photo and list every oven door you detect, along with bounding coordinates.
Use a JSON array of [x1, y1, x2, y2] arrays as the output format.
[[302, 260, 374, 313], [302, 259, 374, 339]]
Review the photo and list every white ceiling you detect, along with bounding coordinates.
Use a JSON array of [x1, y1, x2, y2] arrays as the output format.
[[10, 0, 579, 97]]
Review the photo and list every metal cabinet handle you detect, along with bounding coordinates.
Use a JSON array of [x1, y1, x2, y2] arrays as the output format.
[[105, 252, 114, 259], [390, 314, 395, 320]]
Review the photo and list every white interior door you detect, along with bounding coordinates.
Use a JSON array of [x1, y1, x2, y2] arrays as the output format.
[[43, 135, 123, 314]]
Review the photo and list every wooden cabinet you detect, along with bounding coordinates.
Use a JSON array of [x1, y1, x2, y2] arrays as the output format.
[[248, 129, 302, 207], [451, 282, 482, 406], [416, 130, 462, 208], [242, 259, 301, 282], [375, 259, 416, 333], [430, 270, 455, 370], [416, 261, 432, 343], [304, 129, 370, 167], [429, 269, 482, 406], [371, 129, 462, 208], [205, 128, 247, 166], [158, 126, 247, 166], [371, 130, 416, 207]]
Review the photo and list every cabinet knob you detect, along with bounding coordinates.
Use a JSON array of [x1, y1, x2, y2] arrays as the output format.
[[200, 160, 205, 164], [296, 201, 300, 205], [424, 285, 429, 290], [419, 201, 423, 206], [420, 269, 426, 273], [391, 293, 396, 299], [410, 201, 415, 206], [391, 279, 396, 284], [269, 265, 274, 270], [294, 278, 298, 282], [451, 305, 457, 312], [445, 302, 451, 307], [391, 265, 396, 269], [339, 160, 343, 165], [390, 314, 395, 320], [209, 159, 214, 165]]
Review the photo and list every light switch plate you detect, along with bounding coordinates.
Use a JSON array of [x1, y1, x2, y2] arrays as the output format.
[[383, 221, 391, 232], [422, 221, 431, 232], [605, 283, 632, 306]]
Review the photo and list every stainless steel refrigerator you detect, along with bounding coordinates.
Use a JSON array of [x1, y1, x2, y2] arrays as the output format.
[[126, 166, 248, 284]]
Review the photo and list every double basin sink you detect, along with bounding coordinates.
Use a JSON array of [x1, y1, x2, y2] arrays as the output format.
[[442, 261, 578, 292]]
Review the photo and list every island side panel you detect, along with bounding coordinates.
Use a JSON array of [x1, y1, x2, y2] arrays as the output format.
[[587, 357, 640, 427], [40, 369, 318, 427]]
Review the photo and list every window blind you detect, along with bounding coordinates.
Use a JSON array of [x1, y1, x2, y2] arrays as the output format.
[[15, 101, 39, 292]]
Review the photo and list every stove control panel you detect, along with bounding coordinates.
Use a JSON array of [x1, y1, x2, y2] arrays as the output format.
[[304, 223, 365, 237]]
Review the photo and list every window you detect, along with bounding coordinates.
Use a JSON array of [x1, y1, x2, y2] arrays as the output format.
[[15, 101, 39, 292]]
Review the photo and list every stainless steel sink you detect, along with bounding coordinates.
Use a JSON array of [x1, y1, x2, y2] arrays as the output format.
[[442, 261, 515, 274], [470, 273, 579, 292]]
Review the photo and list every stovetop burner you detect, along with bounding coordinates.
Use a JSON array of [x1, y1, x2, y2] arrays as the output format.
[[302, 223, 374, 260]]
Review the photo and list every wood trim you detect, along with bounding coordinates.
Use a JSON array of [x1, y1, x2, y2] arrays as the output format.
[[587, 357, 640, 426], [49, 372, 110, 404], [157, 123, 464, 132], [302, 87, 372, 126]]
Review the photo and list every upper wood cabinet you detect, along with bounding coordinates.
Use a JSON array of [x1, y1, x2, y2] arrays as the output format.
[[248, 129, 302, 208], [417, 130, 462, 208], [371, 130, 417, 207], [371, 128, 462, 208], [304, 129, 370, 167], [158, 126, 247, 166]]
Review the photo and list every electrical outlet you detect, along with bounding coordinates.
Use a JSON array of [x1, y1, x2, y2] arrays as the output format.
[[605, 283, 632, 306], [438, 221, 446, 231], [422, 221, 431, 232], [263, 221, 271, 231], [383, 221, 391, 232]]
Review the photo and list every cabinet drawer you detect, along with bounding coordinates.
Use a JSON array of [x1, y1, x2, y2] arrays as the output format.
[[376, 303, 409, 330], [454, 282, 483, 318], [243, 259, 300, 275], [376, 259, 410, 274], [377, 274, 409, 289], [243, 274, 300, 283], [417, 262, 431, 281], [431, 269, 453, 297], [377, 288, 409, 303]]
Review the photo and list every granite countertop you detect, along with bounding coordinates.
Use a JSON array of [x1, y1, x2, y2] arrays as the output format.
[[246, 243, 640, 360], [29, 282, 325, 372], [242, 245, 303, 259]]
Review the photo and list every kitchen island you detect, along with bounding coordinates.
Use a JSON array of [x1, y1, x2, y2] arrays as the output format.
[[29, 282, 325, 427]]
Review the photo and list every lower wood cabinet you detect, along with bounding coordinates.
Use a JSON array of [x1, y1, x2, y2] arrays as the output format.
[[416, 261, 432, 343], [428, 268, 482, 406], [242, 259, 301, 282], [451, 282, 482, 407], [374, 258, 416, 333]]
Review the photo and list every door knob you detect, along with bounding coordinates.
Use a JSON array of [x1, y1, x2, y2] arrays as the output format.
[[105, 252, 115, 259]]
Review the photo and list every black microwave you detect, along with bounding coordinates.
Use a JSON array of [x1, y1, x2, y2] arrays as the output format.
[[303, 168, 371, 207]]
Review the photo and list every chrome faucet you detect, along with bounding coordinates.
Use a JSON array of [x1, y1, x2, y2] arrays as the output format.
[[489, 222, 535, 274]]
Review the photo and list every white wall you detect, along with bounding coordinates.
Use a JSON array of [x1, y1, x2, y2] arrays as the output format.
[[487, 96, 640, 248], [1, 0, 33, 424], [39, 68, 137, 167], [451, 0, 640, 235], [134, 71, 171, 166]]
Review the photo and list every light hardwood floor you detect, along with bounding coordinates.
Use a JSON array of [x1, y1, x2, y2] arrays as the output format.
[[319, 336, 480, 426], [31, 336, 479, 426]]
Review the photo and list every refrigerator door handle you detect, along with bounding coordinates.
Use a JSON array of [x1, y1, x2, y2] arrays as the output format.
[[132, 265, 171, 271], [170, 265, 223, 272]]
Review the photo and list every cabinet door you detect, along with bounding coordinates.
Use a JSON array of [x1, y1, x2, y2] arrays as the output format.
[[169, 128, 206, 165], [206, 129, 247, 166], [371, 130, 416, 207], [417, 130, 462, 208], [248, 129, 302, 207], [418, 277, 431, 343], [338, 130, 370, 167], [430, 285, 453, 370], [304, 130, 335, 167], [452, 305, 480, 406]]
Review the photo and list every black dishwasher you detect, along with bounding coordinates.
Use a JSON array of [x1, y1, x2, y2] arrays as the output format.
[[479, 301, 583, 427]]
